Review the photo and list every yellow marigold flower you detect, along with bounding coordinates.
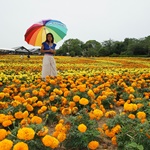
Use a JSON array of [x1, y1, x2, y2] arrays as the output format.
[[79, 98, 89, 106], [31, 116, 42, 124], [0, 129, 7, 140], [2, 120, 12, 127], [42, 135, 59, 148], [13, 142, 29, 150], [57, 132, 66, 142], [0, 92, 5, 100], [0, 139, 13, 150], [128, 114, 135, 119], [93, 109, 103, 120], [87, 89, 95, 98], [105, 111, 116, 118], [137, 111, 146, 120], [37, 126, 49, 136], [88, 141, 99, 150], [73, 95, 80, 102], [51, 106, 58, 112], [124, 103, 137, 112], [14, 111, 23, 119], [78, 124, 87, 133], [17, 127, 35, 140]]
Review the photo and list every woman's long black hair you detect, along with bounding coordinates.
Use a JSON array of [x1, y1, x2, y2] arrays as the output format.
[[46, 33, 54, 43]]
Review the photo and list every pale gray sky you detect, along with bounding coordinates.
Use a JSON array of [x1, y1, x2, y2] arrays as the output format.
[[1, 0, 150, 49]]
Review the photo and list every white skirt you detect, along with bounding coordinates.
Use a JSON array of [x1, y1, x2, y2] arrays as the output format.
[[41, 55, 57, 78]]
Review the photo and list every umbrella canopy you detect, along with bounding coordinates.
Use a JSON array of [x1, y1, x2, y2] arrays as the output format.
[[24, 19, 68, 46]]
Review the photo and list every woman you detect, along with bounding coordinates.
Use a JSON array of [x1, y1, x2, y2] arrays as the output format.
[[40, 33, 57, 79]]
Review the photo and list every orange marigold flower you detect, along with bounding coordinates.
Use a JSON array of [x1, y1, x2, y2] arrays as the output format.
[[41, 106, 47, 112], [31, 116, 42, 124], [61, 108, 71, 116], [26, 104, 33, 112], [22, 111, 29, 118], [36, 101, 43, 107], [0, 92, 5, 100], [37, 126, 49, 136], [51, 106, 58, 112], [0, 129, 7, 140], [0, 139, 13, 150], [2, 120, 12, 127], [57, 132, 66, 142], [79, 98, 89, 106], [32, 90, 38, 96], [128, 114, 135, 119], [13, 142, 29, 150], [78, 124, 87, 133], [69, 101, 76, 108], [17, 127, 35, 140], [137, 111, 146, 120], [14, 111, 23, 119], [88, 141, 99, 150], [55, 123, 63, 131], [72, 107, 78, 114], [111, 136, 117, 145], [105, 129, 115, 138], [42, 135, 59, 148], [87, 89, 95, 98], [73, 95, 80, 102], [64, 90, 70, 97], [49, 95, 55, 101], [78, 84, 86, 92], [46, 86, 51, 91]]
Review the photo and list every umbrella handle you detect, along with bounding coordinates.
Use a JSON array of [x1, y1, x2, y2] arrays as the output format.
[[44, 27, 47, 35]]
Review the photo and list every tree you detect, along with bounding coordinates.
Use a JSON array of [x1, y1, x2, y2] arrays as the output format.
[[58, 39, 83, 56], [83, 40, 101, 57]]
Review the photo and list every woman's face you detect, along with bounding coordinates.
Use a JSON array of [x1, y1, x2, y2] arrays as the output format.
[[47, 34, 52, 42]]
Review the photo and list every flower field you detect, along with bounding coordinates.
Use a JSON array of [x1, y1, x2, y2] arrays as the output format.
[[0, 55, 150, 150]]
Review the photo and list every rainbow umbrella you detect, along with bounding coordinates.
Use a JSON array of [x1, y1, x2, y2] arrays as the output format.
[[24, 19, 68, 46]]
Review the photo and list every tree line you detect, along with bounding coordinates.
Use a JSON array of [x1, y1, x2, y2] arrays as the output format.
[[56, 35, 150, 57]]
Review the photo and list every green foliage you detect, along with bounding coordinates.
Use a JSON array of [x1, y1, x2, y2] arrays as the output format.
[[106, 113, 150, 150], [63, 109, 100, 149]]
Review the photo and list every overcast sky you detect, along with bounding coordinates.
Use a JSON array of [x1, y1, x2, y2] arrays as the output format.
[[1, 0, 150, 49]]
